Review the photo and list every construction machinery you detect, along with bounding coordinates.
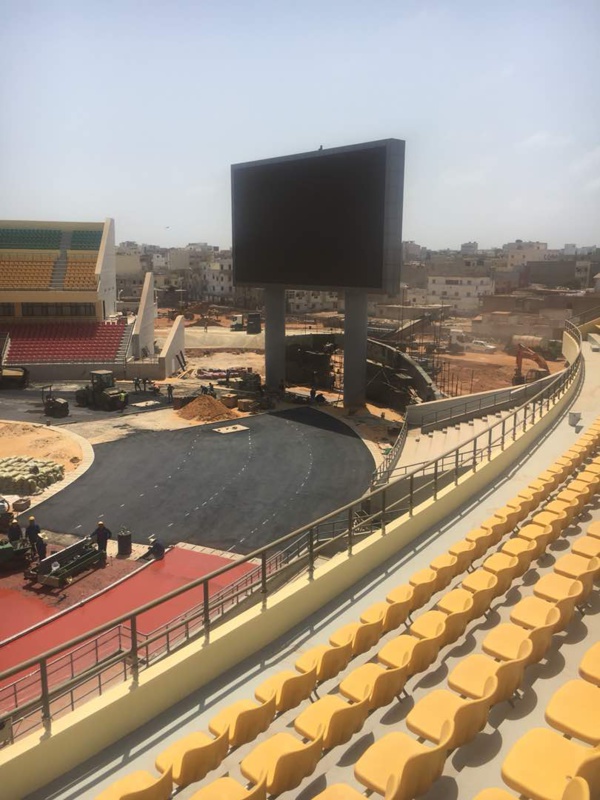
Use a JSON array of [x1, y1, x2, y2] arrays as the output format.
[[75, 370, 128, 411], [230, 312, 262, 333], [0, 365, 29, 389], [506, 335, 563, 360], [42, 385, 69, 418], [512, 345, 550, 385]]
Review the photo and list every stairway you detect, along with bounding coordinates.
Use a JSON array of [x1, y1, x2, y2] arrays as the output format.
[[49, 230, 72, 289], [115, 322, 134, 362]]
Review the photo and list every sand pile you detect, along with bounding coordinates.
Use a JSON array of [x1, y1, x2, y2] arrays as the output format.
[[177, 395, 237, 423]]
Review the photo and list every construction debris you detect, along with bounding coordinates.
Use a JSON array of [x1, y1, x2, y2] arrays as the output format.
[[177, 395, 237, 423]]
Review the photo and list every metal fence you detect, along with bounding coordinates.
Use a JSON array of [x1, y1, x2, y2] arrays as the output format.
[[0, 322, 584, 746]]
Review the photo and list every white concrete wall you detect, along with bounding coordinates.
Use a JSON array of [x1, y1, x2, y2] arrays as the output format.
[[159, 316, 186, 376], [131, 272, 157, 359], [97, 218, 116, 317]]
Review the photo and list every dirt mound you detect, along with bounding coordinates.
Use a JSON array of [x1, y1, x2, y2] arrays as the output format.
[[177, 395, 237, 423]]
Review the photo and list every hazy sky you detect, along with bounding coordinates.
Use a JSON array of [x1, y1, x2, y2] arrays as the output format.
[[1, 0, 599, 250]]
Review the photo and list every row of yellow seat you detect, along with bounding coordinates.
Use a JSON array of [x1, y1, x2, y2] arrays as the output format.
[[476, 640, 600, 800], [314, 461, 600, 798], [0, 263, 54, 289], [93, 420, 600, 799], [64, 263, 96, 289]]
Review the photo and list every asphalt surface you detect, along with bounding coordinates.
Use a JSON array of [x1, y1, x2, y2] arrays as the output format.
[[27, 407, 374, 554]]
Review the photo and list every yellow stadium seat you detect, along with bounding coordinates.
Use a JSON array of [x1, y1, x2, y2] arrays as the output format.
[[94, 767, 172, 800], [579, 642, 600, 687], [553, 554, 600, 599], [501, 728, 600, 800], [188, 776, 266, 800], [295, 641, 353, 683], [240, 728, 323, 796], [533, 573, 585, 629], [354, 720, 452, 800], [340, 659, 410, 710], [406, 676, 497, 750], [461, 569, 499, 617], [545, 679, 600, 744], [208, 694, 276, 748], [254, 664, 317, 713], [293, 694, 370, 750], [448, 640, 532, 706], [155, 730, 227, 787], [329, 616, 384, 656]]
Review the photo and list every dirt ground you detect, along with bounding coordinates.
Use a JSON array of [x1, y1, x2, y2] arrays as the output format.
[[438, 351, 564, 395], [0, 422, 82, 472]]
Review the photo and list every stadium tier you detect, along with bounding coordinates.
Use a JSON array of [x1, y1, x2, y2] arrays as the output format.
[[1, 321, 127, 363], [0, 228, 62, 250], [64, 261, 97, 289], [70, 229, 103, 250], [0, 260, 55, 289]]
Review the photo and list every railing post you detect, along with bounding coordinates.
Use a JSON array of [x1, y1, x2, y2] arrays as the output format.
[[130, 616, 139, 683], [433, 460, 438, 500], [488, 428, 492, 460], [409, 474, 414, 516], [523, 405, 528, 432], [381, 489, 386, 535], [454, 448, 459, 485], [347, 507, 354, 555], [40, 658, 51, 733], [203, 581, 211, 639], [513, 413, 517, 441], [261, 552, 268, 593], [308, 529, 315, 578], [501, 418, 506, 450], [472, 437, 477, 472]]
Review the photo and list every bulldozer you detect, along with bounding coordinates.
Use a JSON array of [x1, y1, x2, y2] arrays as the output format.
[[75, 370, 128, 411], [512, 345, 550, 385]]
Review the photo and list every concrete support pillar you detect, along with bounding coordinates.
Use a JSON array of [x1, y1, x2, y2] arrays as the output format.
[[264, 285, 286, 391], [343, 289, 368, 410]]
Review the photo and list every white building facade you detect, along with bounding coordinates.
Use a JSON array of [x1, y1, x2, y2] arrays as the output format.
[[427, 275, 495, 312]]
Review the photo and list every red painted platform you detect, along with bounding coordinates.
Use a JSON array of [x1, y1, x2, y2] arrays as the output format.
[[0, 548, 254, 700]]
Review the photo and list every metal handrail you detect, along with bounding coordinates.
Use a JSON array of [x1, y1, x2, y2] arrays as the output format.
[[0, 322, 584, 744], [371, 417, 408, 486]]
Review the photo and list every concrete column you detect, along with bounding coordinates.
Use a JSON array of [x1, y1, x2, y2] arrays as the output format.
[[264, 285, 286, 391], [343, 289, 368, 410]]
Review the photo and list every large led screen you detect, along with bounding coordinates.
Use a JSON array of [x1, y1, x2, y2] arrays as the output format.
[[231, 139, 404, 292]]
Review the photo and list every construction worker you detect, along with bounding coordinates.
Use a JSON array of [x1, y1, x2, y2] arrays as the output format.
[[7, 516, 22, 544], [134, 377, 141, 393], [166, 383, 173, 403], [92, 521, 112, 553], [119, 389, 127, 413], [35, 533, 47, 561], [25, 516, 41, 557]]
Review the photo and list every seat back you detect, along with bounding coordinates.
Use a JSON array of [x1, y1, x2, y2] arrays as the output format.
[[244, 777, 268, 800], [451, 676, 497, 748], [370, 662, 410, 709], [409, 633, 441, 674], [121, 767, 173, 800], [268, 728, 324, 795], [384, 595, 412, 631], [352, 618, 384, 655], [576, 748, 600, 795], [384, 721, 452, 800], [176, 730, 228, 786], [324, 696, 370, 749], [562, 777, 590, 800], [231, 694, 276, 748], [278, 665, 317, 712], [318, 641, 353, 681]]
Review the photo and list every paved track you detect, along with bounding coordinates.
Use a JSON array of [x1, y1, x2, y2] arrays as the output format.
[[33, 408, 373, 553]]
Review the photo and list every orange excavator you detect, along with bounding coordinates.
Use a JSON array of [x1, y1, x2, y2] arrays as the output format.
[[512, 344, 550, 385]]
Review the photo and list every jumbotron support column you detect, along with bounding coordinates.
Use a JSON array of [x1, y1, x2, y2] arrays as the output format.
[[264, 285, 286, 391], [343, 289, 368, 411]]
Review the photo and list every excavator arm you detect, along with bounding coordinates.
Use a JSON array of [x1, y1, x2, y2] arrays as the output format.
[[513, 345, 550, 385]]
